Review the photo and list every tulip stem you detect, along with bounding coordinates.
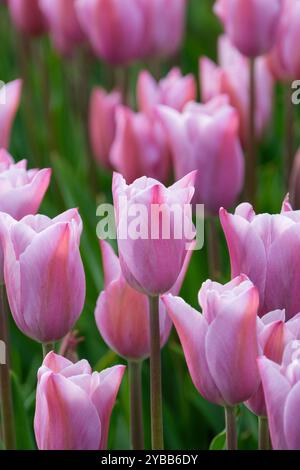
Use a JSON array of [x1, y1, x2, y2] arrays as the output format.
[[207, 217, 221, 280], [245, 57, 257, 207], [258, 416, 270, 450], [0, 285, 16, 450], [225, 406, 237, 450], [285, 82, 295, 186], [42, 343, 55, 359], [149, 295, 164, 450], [128, 360, 145, 450]]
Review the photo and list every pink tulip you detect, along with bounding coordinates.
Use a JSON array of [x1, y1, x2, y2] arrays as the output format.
[[95, 239, 194, 361], [8, 0, 47, 36], [259, 341, 300, 449], [214, 0, 283, 57], [144, 0, 187, 58], [0, 79, 22, 149], [110, 106, 171, 184], [268, 0, 300, 81], [162, 275, 260, 405], [289, 149, 300, 210], [76, 0, 187, 64], [34, 351, 125, 450], [40, 0, 85, 55], [0, 152, 51, 220], [0, 209, 85, 343], [0, 148, 26, 172], [137, 68, 196, 115], [76, 0, 147, 64], [220, 197, 300, 320], [89, 87, 122, 169], [246, 310, 300, 416], [158, 96, 244, 214], [112, 171, 196, 296], [200, 35, 274, 143]]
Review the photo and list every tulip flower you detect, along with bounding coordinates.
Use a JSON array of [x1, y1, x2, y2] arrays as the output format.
[[137, 68, 196, 115], [113, 171, 195, 296], [268, 0, 300, 81], [0, 153, 51, 221], [0, 79, 22, 149], [110, 106, 171, 184], [259, 340, 300, 449], [34, 352, 125, 450], [76, 0, 147, 64], [144, 0, 187, 58], [220, 197, 300, 320], [200, 36, 274, 143], [289, 149, 300, 210], [246, 310, 300, 418], [113, 170, 195, 449], [95, 239, 194, 361], [0, 209, 86, 343], [95, 239, 193, 449], [214, 0, 283, 58], [158, 96, 244, 214], [163, 275, 260, 449], [75, 0, 187, 64], [89, 87, 122, 169], [40, 0, 85, 55], [8, 0, 47, 36]]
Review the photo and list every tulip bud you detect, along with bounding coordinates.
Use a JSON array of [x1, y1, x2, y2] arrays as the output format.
[[0, 79, 22, 149], [220, 197, 300, 320], [214, 0, 283, 58], [200, 36, 274, 144], [110, 106, 171, 184], [0, 209, 85, 343], [89, 87, 122, 169], [268, 0, 300, 81], [259, 340, 300, 449], [0, 151, 51, 220], [95, 239, 194, 361], [112, 171, 196, 296], [8, 0, 47, 36], [34, 351, 125, 449], [137, 68, 196, 115], [158, 96, 244, 214], [162, 275, 260, 406], [246, 310, 300, 416], [40, 0, 85, 55]]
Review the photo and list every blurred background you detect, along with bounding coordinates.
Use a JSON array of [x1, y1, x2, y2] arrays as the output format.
[[1, 0, 299, 450]]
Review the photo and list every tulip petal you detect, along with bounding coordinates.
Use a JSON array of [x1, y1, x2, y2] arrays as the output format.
[[90, 365, 126, 449], [205, 285, 260, 405], [258, 357, 291, 450], [283, 381, 300, 449], [34, 372, 101, 450], [162, 294, 223, 404]]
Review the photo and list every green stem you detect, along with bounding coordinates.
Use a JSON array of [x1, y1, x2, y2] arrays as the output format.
[[128, 360, 144, 450], [258, 416, 270, 450], [42, 343, 54, 359], [149, 295, 164, 450], [285, 81, 295, 186], [245, 57, 257, 207], [225, 406, 237, 450], [0, 285, 16, 450]]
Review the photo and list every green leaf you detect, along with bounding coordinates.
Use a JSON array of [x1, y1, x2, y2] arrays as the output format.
[[209, 430, 226, 450], [11, 372, 35, 450]]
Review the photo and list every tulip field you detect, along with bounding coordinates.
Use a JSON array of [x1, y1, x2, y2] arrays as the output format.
[[1, 0, 300, 454]]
